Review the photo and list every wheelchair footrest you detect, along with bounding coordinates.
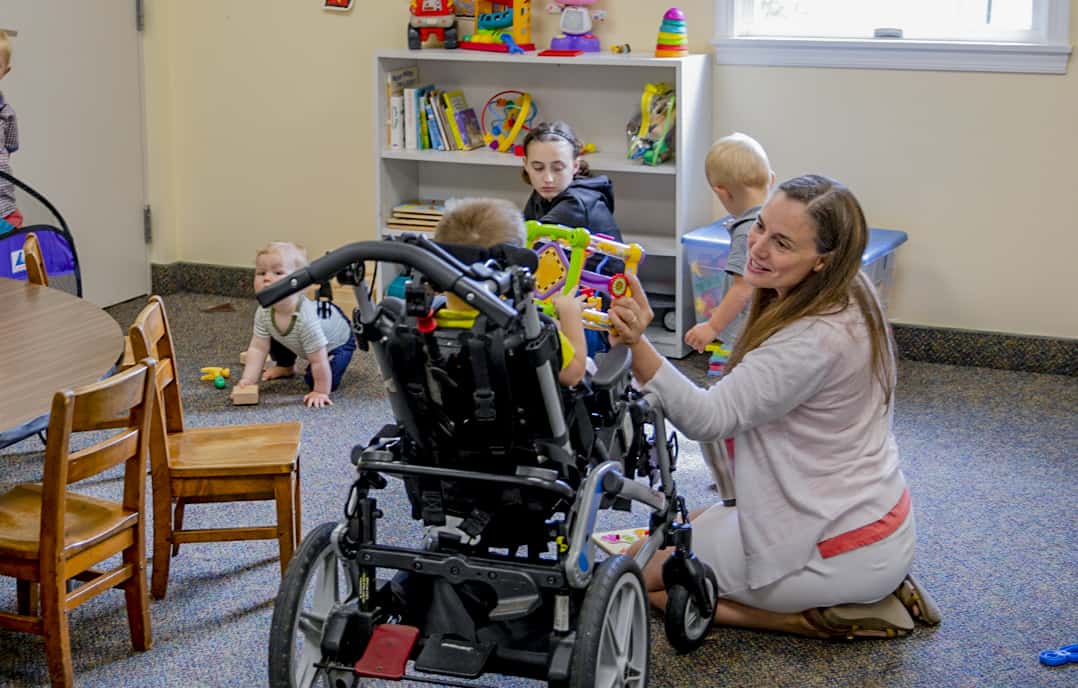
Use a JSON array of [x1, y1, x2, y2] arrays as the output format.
[[354, 624, 420, 679], [414, 633, 495, 679]]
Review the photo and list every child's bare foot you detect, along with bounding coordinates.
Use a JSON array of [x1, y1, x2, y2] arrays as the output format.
[[262, 365, 296, 381]]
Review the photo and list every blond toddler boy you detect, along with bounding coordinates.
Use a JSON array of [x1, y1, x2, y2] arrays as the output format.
[[684, 133, 775, 354]]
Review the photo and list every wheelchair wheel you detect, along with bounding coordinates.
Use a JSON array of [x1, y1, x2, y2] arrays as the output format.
[[269, 522, 360, 688], [564, 555, 649, 688], [663, 569, 718, 654]]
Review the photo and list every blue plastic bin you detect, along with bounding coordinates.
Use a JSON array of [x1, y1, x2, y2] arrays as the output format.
[[682, 219, 907, 322]]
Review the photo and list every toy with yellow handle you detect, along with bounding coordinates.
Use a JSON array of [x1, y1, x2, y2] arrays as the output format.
[[525, 219, 645, 331]]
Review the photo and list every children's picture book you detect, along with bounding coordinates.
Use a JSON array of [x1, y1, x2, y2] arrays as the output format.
[[592, 527, 650, 556], [455, 108, 485, 150]]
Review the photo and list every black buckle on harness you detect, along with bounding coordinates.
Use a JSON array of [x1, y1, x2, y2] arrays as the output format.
[[472, 389, 496, 421]]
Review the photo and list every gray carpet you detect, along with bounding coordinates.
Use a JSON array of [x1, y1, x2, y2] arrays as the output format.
[[1, 292, 1075, 687]]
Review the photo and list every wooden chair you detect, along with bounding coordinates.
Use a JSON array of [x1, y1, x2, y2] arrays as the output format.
[[128, 296, 302, 600], [0, 360, 156, 687], [22, 232, 48, 287]]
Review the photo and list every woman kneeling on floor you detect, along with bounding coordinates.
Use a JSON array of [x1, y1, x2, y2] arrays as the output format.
[[615, 174, 940, 638]]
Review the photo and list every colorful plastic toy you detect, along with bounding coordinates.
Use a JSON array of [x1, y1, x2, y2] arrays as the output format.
[[481, 90, 538, 153], [547, 0, 604, 53], [526, 220, 644, 332], [627, 81, 676, 166], [200, 366, 230, 382], [408, 0, 459, 50], [1040, 643, 1078, 666], [459, 1, 535, 53], [655, 7, 689, 57]]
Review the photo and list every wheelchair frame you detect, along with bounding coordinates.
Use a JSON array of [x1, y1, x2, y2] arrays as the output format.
[[263, 235, 718, 687]]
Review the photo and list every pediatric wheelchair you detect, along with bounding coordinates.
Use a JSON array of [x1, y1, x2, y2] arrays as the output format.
[[262, 234, 719, 687]]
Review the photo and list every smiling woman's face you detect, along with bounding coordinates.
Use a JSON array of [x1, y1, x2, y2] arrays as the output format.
[[523, 139, 579, 201], [745, 192, 827, 298]]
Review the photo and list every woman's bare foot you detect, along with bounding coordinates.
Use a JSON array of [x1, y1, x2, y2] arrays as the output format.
[[262, 365, 296, 381]]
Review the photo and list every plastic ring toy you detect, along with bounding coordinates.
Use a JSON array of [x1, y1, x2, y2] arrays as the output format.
[[1061, 644, 1078, 662], [1040, 649, 1069, 666]]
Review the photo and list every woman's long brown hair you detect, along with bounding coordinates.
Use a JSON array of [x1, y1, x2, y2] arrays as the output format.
[[726, 175, 896, 403]]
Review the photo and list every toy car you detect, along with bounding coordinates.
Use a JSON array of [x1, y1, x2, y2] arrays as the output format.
[[408, 0, 459, 49]]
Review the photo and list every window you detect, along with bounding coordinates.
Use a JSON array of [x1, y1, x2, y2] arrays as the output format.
[[713, 0, 1072, 73]]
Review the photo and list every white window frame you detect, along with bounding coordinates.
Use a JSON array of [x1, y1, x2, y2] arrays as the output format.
[[712, 0, 1072, 74]]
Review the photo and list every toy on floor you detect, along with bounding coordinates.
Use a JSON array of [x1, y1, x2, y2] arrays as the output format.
[[547, 0, 605, 53], [459, 1, 535, 53], [231, 384, 259, 406], [655, 7, 689, 57], [408, 0, 459, 50], [526, 219, 644, 332], [705, 341, 731, 377], [1040, 643, 1078, 666], [481, 89, 538, 153], [592, 527, 649, 555], [200, 366, 230, 384]]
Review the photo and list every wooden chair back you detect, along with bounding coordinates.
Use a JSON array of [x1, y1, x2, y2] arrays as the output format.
[[23, 232, 48, 287], [0, 359, 156, 687], [40, 360, 156, 555], [125, 295, 302, 600], [128, 295, 185, 434]]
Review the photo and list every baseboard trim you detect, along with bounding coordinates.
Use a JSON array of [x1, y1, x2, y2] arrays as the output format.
[[892, 324, 1075, 376], [152, 262, 1077, 376]]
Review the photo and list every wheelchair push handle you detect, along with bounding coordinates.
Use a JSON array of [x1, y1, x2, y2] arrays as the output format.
[[255, 238, 518, 326]]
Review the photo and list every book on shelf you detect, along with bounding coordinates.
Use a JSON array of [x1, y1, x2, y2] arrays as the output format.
[[430, 90, 454, 151], [390, 95, 405, 150], [442, 90, 480, 151], [424, 95, 445, 151], [456, 108, 484, 150], [385, 66, 419, 146], [392, 201, 445, 216], [402, 87, 418, 150], [412, 84, 434, 150]]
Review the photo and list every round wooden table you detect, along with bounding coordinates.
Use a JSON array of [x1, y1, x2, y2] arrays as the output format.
[[0, 277, 124, 432]]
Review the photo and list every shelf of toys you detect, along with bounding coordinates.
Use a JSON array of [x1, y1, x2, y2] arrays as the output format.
[[374, 36, 711, 357]]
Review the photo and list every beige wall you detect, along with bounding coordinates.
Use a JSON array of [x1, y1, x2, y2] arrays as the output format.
[[143, 0, 1078, 339]]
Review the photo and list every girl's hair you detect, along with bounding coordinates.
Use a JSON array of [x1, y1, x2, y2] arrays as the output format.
[[256, 241, 309, 270], [519, 120, 591, 184], [727, 174, 896, 403]]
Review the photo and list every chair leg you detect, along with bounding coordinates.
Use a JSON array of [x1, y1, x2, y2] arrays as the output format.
[[122, 540, 152, 651], [40, 575, 73, 688], [16, 579, 39, 616], [171, 498, 187, 556], [274, 475, 297, 575], [292, 462, 302, 546], [151, 485, 174, 600]]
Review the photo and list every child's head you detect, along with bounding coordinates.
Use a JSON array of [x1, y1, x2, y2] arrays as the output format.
[[434, 197, 526, 248], [254, 241, 309, 296], [0, 31, 13, 79], [705, 132, 774, 213], [520, 121, 590, 201]]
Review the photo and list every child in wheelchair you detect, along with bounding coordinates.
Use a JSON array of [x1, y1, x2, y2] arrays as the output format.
[[262, 207, 719, 688]]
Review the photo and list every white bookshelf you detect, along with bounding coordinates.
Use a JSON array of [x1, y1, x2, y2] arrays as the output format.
[[374, 49, 713, 358]]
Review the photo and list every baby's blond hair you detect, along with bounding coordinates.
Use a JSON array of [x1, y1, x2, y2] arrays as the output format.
[[0, 31, 13, 67], [434, 197, 526, 248], [704, 132, 772, 191], [256, 241, 309, 271]]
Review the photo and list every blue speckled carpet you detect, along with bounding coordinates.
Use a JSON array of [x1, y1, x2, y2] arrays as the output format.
[[1, 293, 1074, 687]]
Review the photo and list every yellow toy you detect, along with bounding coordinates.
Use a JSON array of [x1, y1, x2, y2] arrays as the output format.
[[526, 220, 644, 332], [459, 0, 535, 53], [200, 366, 230, 382]]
